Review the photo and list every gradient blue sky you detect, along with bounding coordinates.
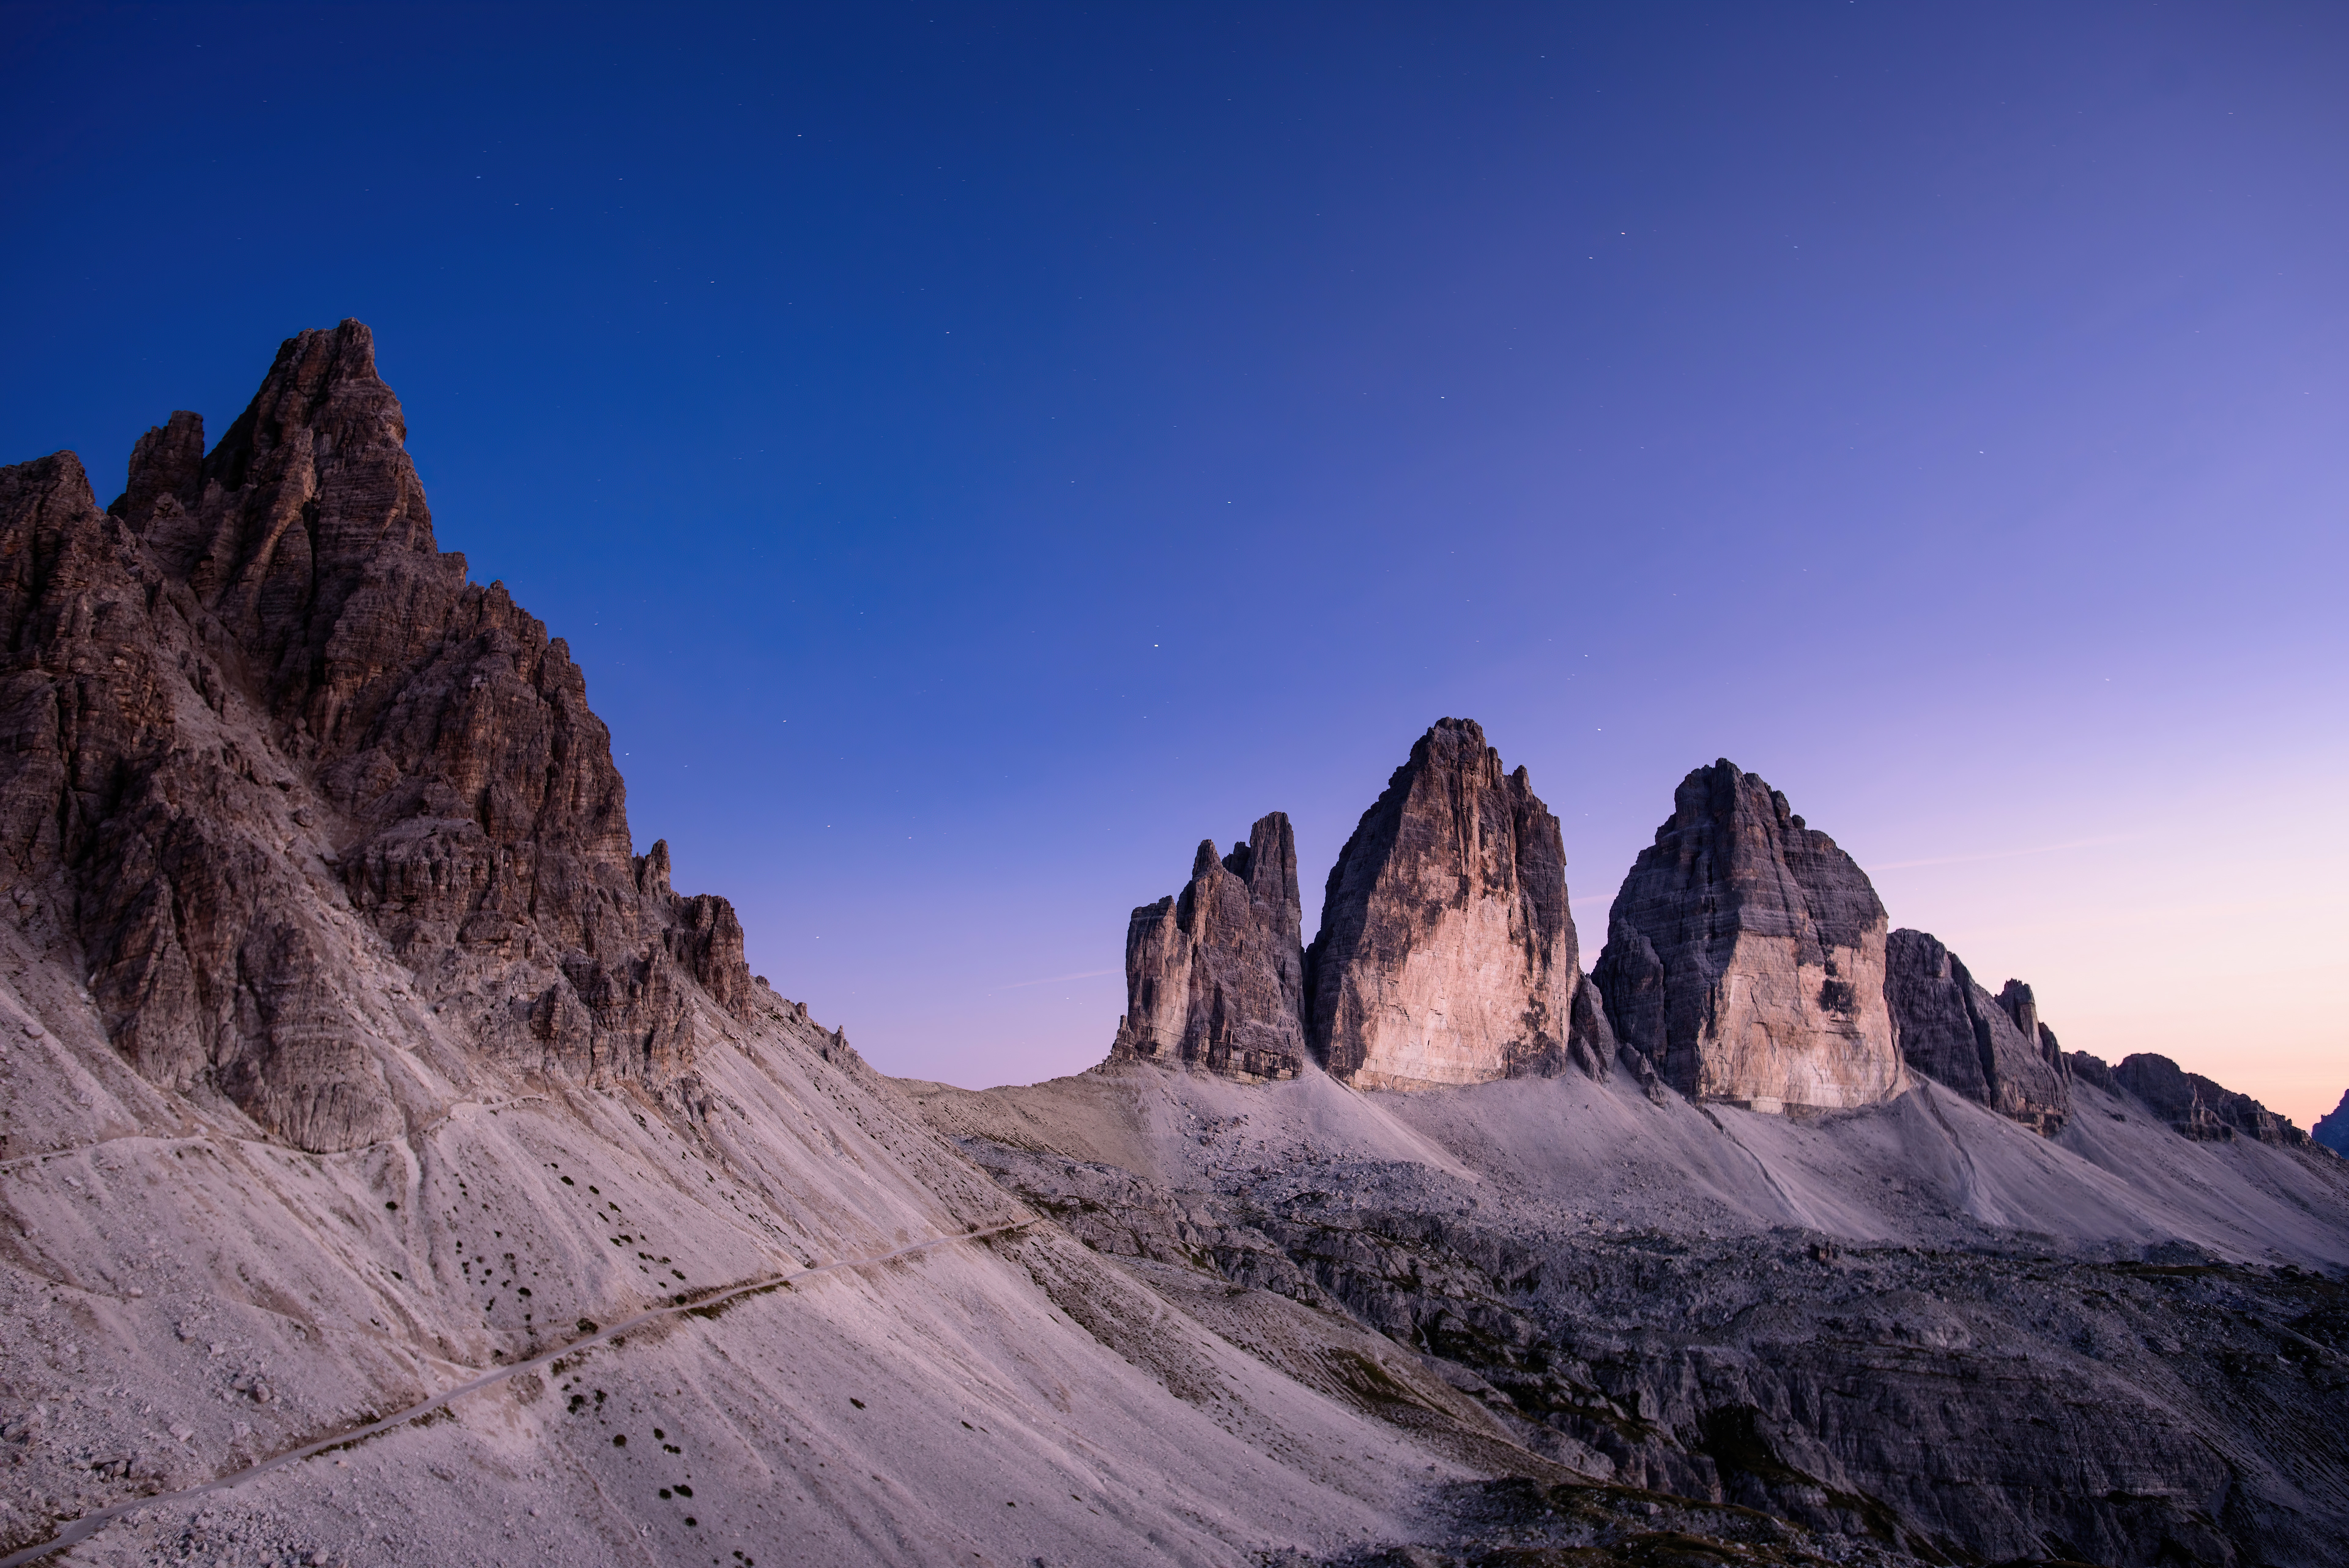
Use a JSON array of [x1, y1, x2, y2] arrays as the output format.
[[6, 3, 2343, 1122]]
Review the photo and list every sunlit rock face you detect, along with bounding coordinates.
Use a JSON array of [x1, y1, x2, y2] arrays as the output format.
[[1884, 930, 2070, 1134], [1110, 813, 1307, 1081], [1306, 718, 1611, 1089], [1593, 760, 1902, 1113]]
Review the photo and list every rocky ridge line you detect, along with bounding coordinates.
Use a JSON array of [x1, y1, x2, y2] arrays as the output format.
[[1883, 929, 2071, 1134], [0, 321, 751, 1153], [2068, 1050, 2313, 1147]]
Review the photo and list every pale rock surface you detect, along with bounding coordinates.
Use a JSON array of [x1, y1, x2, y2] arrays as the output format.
[[1883, 929, 2070, 1133], [1593, 760, 1902, 1112], [1109, 813, 1307, 1080], [1304, 718, 1611, 1089]]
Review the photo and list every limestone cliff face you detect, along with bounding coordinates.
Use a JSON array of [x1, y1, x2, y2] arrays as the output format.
[[1884, 931, 2070, 1134], [1593, 760, 1902, 1112], [1110, 813, 1306, 1081], [1306, 718, 1611, 1089], [0, 322, 751, 1153]]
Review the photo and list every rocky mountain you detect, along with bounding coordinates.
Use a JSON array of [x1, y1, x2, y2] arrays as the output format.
[[1108, 813, 1307, 1081], [4, 325, 2345, 1568], [1592, 760, 1903, 1113], [2320, 1089, 2349, 1156], [924, 1009, 2349, 1568], [2063, 1050, 2312, 1146], [0, 328, 1581, 1568], [1304, 718, 1611, 1088], [1883, 929, 2071, 1133], [2, 322, 748, 1158]]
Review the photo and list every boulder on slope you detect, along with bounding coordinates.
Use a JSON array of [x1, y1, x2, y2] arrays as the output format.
[[1884, 930, 2070, 1135], [1306, 718, 1611, 1089], [1593, 760, 1902, 1113], [1110, 813, 1308, 1081]]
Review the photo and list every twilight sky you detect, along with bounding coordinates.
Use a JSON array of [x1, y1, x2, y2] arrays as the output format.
[[5, 3, 2343, 1124]]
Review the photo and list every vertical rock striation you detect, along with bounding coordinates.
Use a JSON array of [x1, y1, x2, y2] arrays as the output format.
[[0, 321, 751, 1153], [1110, 813, 1307, 1081], [1883, 930, 2069, 1134], [1593, 760, 1902, 1112], [1305, 718, 1611, 1089]]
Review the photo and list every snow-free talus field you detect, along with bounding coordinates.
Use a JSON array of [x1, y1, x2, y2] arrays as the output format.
[[2, 919, 1529, 1566], [921, 1055, 2349, 1564]]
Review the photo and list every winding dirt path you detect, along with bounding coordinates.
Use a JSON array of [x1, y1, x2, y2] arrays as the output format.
[[0, 1219, 1033, 1568]]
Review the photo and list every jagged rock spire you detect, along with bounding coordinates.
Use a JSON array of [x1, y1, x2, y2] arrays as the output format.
[[1884, 930, 2070, 1134], [1306, 718, 1611, 1089], [1111, 813, 1306, 1081], [0, 323, 752, 1151]]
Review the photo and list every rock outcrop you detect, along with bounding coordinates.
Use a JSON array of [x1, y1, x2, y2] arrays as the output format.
[[10, 324, 2349, 1568], [944, 1027, 2349, 1568], [2074, 1052, 2311, 1146], [1593, 760, 1902, 1112], [2317, 1089, 2349, 1156], [1305, 718, 1611, 1088], [1992, 979, 2047, 1053], [1883, 931, 2070, 1134], [0, 321, 751, 1153], [1110, 813, 1307, 1081]]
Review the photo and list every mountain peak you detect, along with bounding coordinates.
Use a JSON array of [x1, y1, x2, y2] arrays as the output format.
[[1112, 812, 1307, 1081], [1596, 761, 1901, 1112], [1307, 717, 1610, 1088], [0, 323, 750, 1152]]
